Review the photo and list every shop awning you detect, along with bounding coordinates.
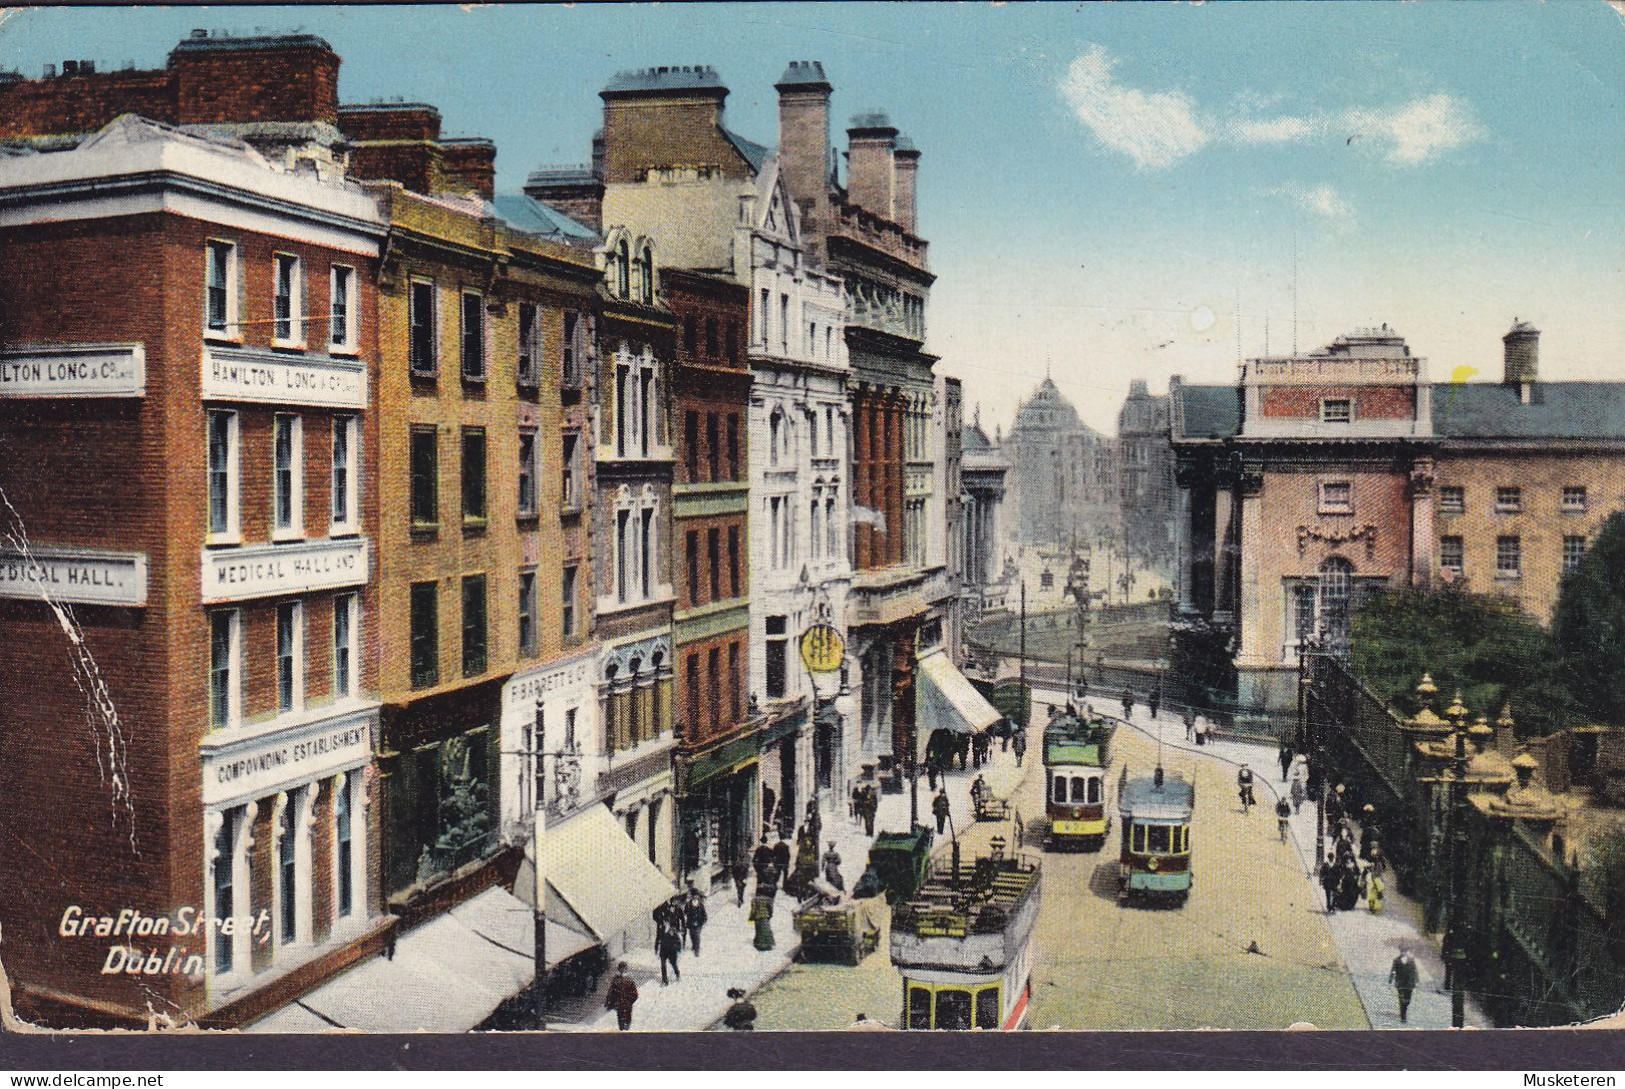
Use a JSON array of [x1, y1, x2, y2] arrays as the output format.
[[916, 650, 1003, 757], [687, 731, 761, 793], [539, 802, 677, 951], [246, 885, 548, 1033]]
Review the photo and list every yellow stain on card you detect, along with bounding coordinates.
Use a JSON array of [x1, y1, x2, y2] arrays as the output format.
[[1450, 365, 1479, 384]]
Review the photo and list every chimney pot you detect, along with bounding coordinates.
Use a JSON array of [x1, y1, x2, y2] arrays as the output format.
[[191, 28, 207, 39]]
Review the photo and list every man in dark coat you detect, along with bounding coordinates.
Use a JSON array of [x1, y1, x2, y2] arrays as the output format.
[[1319, 856, 1339, 913], [605, 962, 639, 1030], [656, 918, 683, 984], [771, 837, 792, 894], [1012, 729, 1027, 768], [723, 987, 758, 1031], [684, 884, 708, 955], [859, 785, 877, 836], [1389, 950, 1420, 1023], [932, 788, 951, 834], [753, 840, 774, 883], [731, 858, 750, 907], [1278, 742, 1294, 783], [1148, 687, 1161, 720], [1120, 688, 1135, 721]]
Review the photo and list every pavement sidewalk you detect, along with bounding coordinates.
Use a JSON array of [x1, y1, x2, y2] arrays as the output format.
[[555, 736, 1028, 1032], [1049, 683, 1490, 1030]]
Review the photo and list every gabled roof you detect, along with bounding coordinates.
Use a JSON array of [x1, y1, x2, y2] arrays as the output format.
[[1433, 382, 1625, 441], [491, 192, 601, 244]]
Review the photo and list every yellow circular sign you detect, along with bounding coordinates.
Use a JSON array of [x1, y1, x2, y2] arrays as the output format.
[[799, 622, 845, 674]]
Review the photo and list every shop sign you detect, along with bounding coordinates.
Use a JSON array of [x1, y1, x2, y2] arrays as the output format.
[[201, 708, 374, 807], [0, 547, 148, 606], [799, 621, 845, 673], [0, 343, 146, 398], [201, 537, 368, 604], [202, 345, 367, 410]]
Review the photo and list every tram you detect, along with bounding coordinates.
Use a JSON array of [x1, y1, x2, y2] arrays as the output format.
[[890, 848, 1040, 1030], [1042, 704, 1115, 851], [1116, 764, 1194, 906]]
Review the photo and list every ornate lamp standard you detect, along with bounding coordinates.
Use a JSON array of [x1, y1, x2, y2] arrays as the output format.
[[517, 697, 584, 1031], [1444, 688, 1471, 1029]]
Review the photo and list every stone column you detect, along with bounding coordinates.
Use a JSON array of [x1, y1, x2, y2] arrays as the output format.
[[1409, 459, 1436, 589], [1176, 479, 1195, 612], [1212, 481, 1236, 623], [1235, 467, 1266, 666]]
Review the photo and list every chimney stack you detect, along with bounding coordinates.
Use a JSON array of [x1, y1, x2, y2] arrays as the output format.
[[1503, 319, 1539, 398], [892, 133, 920, 234], [844, 110, 898, 220], [775, 61, 834, 262]]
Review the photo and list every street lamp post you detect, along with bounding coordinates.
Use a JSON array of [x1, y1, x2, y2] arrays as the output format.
[[519, 697, 585, 1032]]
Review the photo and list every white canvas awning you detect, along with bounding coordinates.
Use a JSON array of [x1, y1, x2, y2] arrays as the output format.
[[540, 802, 678, 952], [246, 885, 548, 1033], [915, 650, 1003, 758]]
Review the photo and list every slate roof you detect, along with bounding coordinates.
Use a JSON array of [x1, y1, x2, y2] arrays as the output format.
[[1433, 382, 1625, 441], [491, 192, 601, 244], [1175, 384, 1240, 440], [721, 127, 769, 174]]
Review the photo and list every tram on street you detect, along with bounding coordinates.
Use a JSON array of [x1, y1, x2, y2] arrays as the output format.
[[1042, 704, 1116, 851], [890, 848, 1040, 1030], [1116, 764, 1194, 906]]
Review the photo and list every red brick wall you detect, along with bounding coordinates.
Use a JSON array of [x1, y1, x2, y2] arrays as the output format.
[[853, 388, 905, 569], [337, 105, 442, 143], [172, 45, 339, 126], [600, 94, 752, 184], [679, 630, 748, 748], [0, 41, 340, 138], [439, 142, 496, 201], [0, 208, 381, 1026], [1261, 385, 1416, 420]]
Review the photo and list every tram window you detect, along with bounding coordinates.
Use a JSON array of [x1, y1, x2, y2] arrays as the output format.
[[1088, 778, 1102, 804], [1148, 825, 1172, 853], [935, 988, 973, 1031], [908, 987, 932, 1030], [1131, 824, 1146, 853], [1177, 825, 1190, 854], [1070, 777, 1086, 803], [975, 986, 1002, 1030], [1051, 776, 1066, 804]]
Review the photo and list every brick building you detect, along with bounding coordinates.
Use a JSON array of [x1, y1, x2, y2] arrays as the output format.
[[662, 267, 756, 881], [1171, 321, 1625, 735], [0, 116, 389, 1028]]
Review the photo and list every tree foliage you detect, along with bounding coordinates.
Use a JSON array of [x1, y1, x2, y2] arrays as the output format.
[[1351, 582, 1580, 736], [1553, 512, 1625, 727]]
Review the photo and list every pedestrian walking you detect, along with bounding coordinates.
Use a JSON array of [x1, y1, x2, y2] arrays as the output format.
[[970, 773, 988, 815], [771, 837, 791, 893], [956, 734, 971, 771], [859, 785, 877, 837], [1148, 687, 1161, 720], [1278, 741, 1294, 783], [1389, 950, 1419, 1022], [821, 841, 845, 892], [1290, 776, 1307, 815], [1237, 765, 1255, 813], [605, 962, 639, 1030], [731, 858, 750, 907], [1364, 867, 1385, 914], [1000, 720, 1011, 754], [753, 840, 774, 882], [656, 917, 683, 984], [1183, 704, 1196, 743], [1370, 842, 1387, 878], [684, 884, 708, 955], [723, 987, 758, 1031], [851, 782, 865, 825], [1360, 805, 1380, 861], [1120, 687, 1135, 721], [1012, 729, 1027, 768], [1275, 796, 1292, 842], [1195, 718, 1209, 747], [1319, 856, 1339, 913], [932, 788, 951, 834]]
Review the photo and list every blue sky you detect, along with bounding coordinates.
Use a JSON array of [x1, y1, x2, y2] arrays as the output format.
[[4, 2, 1621, 433]]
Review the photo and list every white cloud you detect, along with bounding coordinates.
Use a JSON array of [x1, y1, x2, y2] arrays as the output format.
[[1343, 93, 1486, 165], [1268, 182, 1354, 220], [1060, 46, 1484, 170], [1229, 115, 1319, 144], [1059, 45, 1208, 170]]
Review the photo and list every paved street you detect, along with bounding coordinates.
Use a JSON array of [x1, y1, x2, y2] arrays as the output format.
[[751, 695, 1371, 1030]]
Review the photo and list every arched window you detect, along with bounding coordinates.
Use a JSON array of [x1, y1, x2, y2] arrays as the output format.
[[769, 411, 782, 467], [616, 241, 631, 299], [640, 246, 654, 303]]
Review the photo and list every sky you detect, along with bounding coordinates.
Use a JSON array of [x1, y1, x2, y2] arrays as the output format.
[[3, 2, 1622, 435]]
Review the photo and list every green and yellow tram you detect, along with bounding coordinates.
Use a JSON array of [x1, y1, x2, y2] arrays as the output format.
[[1116, 765, 1194, 906], [891, 850, 1040, 1030], [1043, 705, 1115, 851]]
